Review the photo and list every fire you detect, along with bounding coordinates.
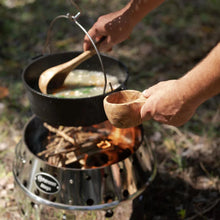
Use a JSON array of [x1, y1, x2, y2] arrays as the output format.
[[84, 122, 142, 168], [40, 120, 142, 169], [94, 124, 139, 152], [107, 126, 140, 153], [97, 140, 112, 149]]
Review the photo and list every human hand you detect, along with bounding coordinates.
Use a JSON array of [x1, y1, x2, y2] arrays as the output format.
[[83, 9, 134, 52], [140, 80, 199, 126]]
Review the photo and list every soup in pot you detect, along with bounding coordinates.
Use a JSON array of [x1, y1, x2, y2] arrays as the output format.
[[52, 69, 120, 98]]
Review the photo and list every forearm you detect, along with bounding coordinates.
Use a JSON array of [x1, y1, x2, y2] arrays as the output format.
[[140, 43, 220, 126], [84, 0, 164, 51], [124, 0, 165, 27], [179, 43, 220, 106]]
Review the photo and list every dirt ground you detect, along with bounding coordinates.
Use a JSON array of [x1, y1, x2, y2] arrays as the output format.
[[0, 0, 220, 219]]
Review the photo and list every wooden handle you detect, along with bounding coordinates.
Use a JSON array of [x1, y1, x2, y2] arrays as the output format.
[[103, 90, 147, 128], [61, 49, 96, 73], [61, 39, 104, 73]]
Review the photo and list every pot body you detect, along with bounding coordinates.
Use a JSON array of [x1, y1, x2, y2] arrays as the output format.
[[22, 52, 129, 126]]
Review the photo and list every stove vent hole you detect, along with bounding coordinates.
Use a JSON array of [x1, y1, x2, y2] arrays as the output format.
[[29, 160, 32, 165], [21, 208, 25, 215], [104, 194, 114, 203], [123, 189, 129, 198], [51, 196, 56, 202], [105, 209, 114, 218], [34, 189, 40, 196], [23, 180, 28, 187], [86, 198, 94, 206], [40, 167, 44, 172], [85, 175, 91, 181]]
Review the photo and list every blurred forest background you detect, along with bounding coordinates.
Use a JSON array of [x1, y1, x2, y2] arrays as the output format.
[[0, 0, 219, 219]]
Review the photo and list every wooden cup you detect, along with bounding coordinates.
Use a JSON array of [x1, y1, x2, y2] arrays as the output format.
[[103, 90, 147, 128]]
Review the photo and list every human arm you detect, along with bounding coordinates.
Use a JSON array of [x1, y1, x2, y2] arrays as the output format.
[[140, 42, 220, 126], [83, 0, 165, 52]]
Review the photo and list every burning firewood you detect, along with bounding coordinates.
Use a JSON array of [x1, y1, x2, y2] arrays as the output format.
[[43, 123, 77, 145], [38, 123, 113, 167], [37, 122, 138, 168]]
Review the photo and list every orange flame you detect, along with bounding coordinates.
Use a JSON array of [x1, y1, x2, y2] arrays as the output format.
[[97, 140, 112, 149], [84, 121, 142, 168]]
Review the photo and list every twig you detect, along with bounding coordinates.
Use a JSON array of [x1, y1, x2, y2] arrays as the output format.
[[109, 82, 113, 92], [199, 162, 211, 178], [43, 123, 76, 145], [47, 146, 79, 157], [185, 198, 220, 220], [65, 145, 115, 165]]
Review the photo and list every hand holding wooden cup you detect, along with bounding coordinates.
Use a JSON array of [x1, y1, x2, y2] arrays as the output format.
[[103, 90, 147, 128]]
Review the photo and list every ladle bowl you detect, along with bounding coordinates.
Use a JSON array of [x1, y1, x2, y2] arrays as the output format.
[[38, 49, 97, 94]]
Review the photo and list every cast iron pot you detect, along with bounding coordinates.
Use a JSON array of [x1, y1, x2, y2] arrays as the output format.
[[22, 52, 129, 126]]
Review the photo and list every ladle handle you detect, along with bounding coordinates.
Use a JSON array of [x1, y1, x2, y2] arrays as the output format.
[[59, 49, 97, 73], [60, 37, 105, 75]]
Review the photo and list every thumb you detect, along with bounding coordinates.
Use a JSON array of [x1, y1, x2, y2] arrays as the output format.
[[140, 100, 152, 122], [142, 87, 154, 98]]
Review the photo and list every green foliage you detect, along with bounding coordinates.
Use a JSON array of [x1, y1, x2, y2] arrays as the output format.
[[177, 208, 186, 219]]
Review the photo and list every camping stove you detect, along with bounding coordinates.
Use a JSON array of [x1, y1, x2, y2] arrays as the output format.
[[13, 116, 156, 219]]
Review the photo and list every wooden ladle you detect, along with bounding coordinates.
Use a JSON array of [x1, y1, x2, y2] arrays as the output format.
[[103, 90, 147, 128], [38, 49, 97, 94]]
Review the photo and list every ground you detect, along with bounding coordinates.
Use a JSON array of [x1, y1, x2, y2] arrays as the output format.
[[0, 0, 219, 219]]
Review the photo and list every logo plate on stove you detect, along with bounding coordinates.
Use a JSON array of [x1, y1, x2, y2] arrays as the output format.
[[34, 172, 60, 194]]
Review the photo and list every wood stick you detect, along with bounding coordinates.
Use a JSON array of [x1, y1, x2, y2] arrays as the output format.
[[43, 123, 76, 145], [38, 123, 118, 168], [65, 145, 115, 165], [47, 146, 80, 157]]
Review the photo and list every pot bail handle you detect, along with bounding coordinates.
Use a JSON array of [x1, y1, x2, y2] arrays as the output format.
[[42, 2, 107, 94], [42, 0, 83, 55]]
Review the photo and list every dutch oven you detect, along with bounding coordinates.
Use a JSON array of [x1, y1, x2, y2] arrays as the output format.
[[22, 51, 129, 126]]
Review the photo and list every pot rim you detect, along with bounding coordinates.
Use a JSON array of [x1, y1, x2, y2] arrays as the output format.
[[22, 51, 129, 101]]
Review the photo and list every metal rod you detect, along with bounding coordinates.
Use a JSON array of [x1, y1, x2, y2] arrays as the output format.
[[43, 15, 68, 54], [42, 1, 107, 94], [68, 14, 107, 94]]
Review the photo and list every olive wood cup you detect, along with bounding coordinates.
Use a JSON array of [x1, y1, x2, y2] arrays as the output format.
[[103, 90, 147, 128]]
